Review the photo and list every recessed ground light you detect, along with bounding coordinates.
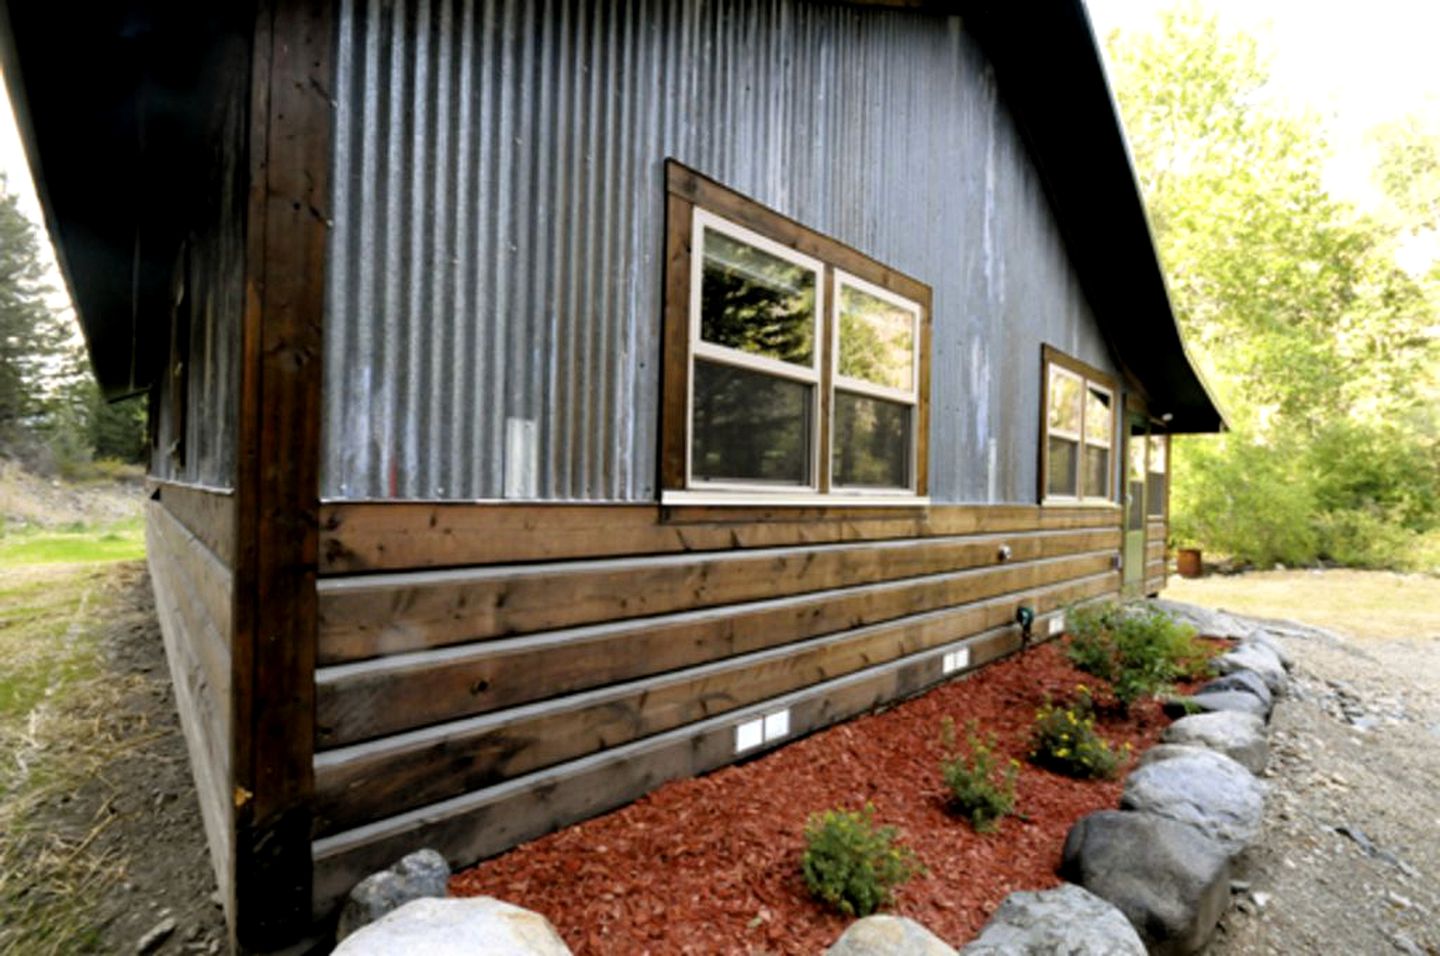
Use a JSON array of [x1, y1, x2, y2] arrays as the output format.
[[1048, 615, 1065, 636], [735, 718, 765, 753], [942, 646, 971, 674]]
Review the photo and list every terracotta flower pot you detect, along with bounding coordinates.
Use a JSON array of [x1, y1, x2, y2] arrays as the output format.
[[1176, 547, 1203, 579]]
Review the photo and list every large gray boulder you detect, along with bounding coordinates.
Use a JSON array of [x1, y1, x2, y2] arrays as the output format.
[[827, 915, 956, 956], [1211, 642, 1287, 696], [959, 883, 1145, 955], [337, 848, 451, 941], [1199, 670, 1273, 713], [1243, 629, 1295, 671], [1147, 600, 1249, 640], [1162, 690, 1269, 722], [1059, 810, 1231, 956], [334, 897, 572, 955], [1163, 711, 1269, 774], [1121, 748, 1265, 857]]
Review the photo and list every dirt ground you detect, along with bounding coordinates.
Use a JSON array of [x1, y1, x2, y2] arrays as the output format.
[[12, 567, 1440, 954], [1, 563, 227, 955]]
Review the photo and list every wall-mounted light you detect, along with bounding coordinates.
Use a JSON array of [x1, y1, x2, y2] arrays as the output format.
[[1160, 412, 1174, 423]]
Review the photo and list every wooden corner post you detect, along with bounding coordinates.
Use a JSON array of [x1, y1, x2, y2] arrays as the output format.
[[234, 0, 332, 949]]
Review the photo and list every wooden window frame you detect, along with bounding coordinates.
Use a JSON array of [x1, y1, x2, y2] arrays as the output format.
[[662, 159, 932, 507], [1039, 344, 1118, 507]]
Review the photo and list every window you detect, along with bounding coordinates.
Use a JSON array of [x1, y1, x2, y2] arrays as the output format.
[[1146, 433, 1168, 518], [1041, 346, 1116, 504], [663, 161, 931, 503]]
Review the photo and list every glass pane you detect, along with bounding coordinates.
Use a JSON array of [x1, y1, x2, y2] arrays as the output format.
[[1085, 387, 1112, 446], [838, 284, 915, 391], [700, 227, 815, 367], [832, 392, 911, 489], [1083, 445, 1110, 499], [1147, 473, 1166, 516], [1128, 479, 1146, 529], [1128, 430, 1147, 482], [1047, 436, 1079, 497], [691, 360, 811, 485], [1149, 434, 1167, 474], [1047, 367, 1082, 434]]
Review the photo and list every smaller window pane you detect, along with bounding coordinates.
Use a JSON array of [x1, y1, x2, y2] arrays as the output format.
[[1147, 473, 1166, 516], [692, 360, 812, 485], [1047, 367, 1082, 435], [700, 228, 816, 367], [1085, 387, 1112, 447], [832, 392, 911, 489], [1047, 436, 1079, 497], [838, 284, 915, 391], [1148, 434, 1167, 474], [1128, 432, 1147, 482], [1083, 445, 1110, 499]]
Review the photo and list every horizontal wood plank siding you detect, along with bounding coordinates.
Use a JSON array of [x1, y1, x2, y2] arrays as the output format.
[[1145, 516, 1168, 593], [310, 501, 1124, 915], [146, 496, 235, 920]]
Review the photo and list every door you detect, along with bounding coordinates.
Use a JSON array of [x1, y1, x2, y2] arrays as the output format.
[[1122, 413, 1148, 595]]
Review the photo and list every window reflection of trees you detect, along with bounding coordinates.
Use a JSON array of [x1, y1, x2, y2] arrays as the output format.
[[692, 360, 810, 485], [833, 392, 909, 488], [700, 231, 815, 367], [838, 285, 913, 391]]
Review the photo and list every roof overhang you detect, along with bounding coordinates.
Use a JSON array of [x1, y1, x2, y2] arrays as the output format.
[[0, 2, 251, 400]]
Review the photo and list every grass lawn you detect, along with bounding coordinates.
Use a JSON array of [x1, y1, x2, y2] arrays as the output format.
[[0, 523, 147, 953], [1163, 568, 1440, 641]]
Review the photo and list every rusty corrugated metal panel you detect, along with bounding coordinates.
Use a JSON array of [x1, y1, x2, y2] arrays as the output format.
[[323, 0, 1120, 502]]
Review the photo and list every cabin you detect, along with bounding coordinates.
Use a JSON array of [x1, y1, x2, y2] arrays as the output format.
[[1, 0, 1222, 949]]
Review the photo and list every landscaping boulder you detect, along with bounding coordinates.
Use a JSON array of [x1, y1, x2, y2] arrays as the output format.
[[334, 897, 572, 955], [1211, 643, 1287, 696], [1198, 670, 1273, 714], [1121, 748, 1265, 857], [336, 848, 451, 941], [1162, 711, 1269, 774], [1243, 628, 1294, 671], [1162, 690, 1269, 722], [827, 915, 956, 956], [1059, 810, 1230, 956], [1147, 600, 1249, 640], [959, 883, 1144, 955]]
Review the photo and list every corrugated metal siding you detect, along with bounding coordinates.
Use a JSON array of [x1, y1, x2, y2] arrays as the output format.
[[323, 0, 1118, 502]]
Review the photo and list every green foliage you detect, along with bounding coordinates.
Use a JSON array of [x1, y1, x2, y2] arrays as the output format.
[[1108, 7, 1440, 572], [1029, 688, 1124, 780], [938, 718, 1017, 833], [0, 178, 71, 445], [1065, 601, 1208, 709], [801, 805, 919, 917]]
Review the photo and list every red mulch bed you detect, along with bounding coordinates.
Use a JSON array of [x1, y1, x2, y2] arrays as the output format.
[[450, 641, 1202, 953]]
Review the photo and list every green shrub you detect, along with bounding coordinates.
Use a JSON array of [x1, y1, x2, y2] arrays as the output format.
[[801, 805, 919, 916], [1029, 687, 1124, 779], [938, 718, 1018, 833], [1065, 601, 1209, 710]]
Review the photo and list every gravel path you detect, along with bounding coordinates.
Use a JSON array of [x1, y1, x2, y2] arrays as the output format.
[[1206, 622, 1440, 955]]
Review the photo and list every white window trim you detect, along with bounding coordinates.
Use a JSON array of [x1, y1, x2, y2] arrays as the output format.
[[1043, 361, 1117, 506], [830, 270, 923, 494], [686, 208, 825, 494]]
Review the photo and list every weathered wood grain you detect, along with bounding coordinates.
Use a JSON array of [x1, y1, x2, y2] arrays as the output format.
[[147, 480, 235, 566], [318, 526, 1121, 663]]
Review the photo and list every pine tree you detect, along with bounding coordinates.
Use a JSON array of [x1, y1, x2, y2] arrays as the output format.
[[0, 176, 70, 447]]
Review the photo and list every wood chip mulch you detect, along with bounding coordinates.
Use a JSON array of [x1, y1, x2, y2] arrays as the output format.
[[450, 640, 1200, 954]]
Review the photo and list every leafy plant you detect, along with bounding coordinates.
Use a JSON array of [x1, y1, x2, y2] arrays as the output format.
[[1029, 687, 1124, 779], [1065, 601, 1209, 710], [801, 804, 919, 916], [938, 718, 1017, 833]]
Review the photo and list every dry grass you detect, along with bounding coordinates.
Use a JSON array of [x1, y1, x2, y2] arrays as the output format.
[[0, 563, 147, 955], [1163, 569, 1440, 641]]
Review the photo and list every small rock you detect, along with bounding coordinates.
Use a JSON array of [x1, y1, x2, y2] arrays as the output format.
[[136, 917, 177, 955], [1229, 881, 1251, 894], [1199, 670, 1274, 713], [829, 915, 956, 956], [1212, 644, 1287, 696], [960, 883, 1143, 955], [337, 848, 450, 941], [333, 897, 571, 955], [1250, 891, 1271, 909]]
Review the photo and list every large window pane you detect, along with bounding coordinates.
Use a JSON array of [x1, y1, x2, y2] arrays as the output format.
[[692, 360, 811, 485], [1085, 387, 1112, 446], [832, 391, 911, 488], [700, 228, 815, 367], [1047, 367, 1082, 435], [1047, 436, 1079, 497], [1083, 445, 1110, 499], [838, 285, 914, 391]]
